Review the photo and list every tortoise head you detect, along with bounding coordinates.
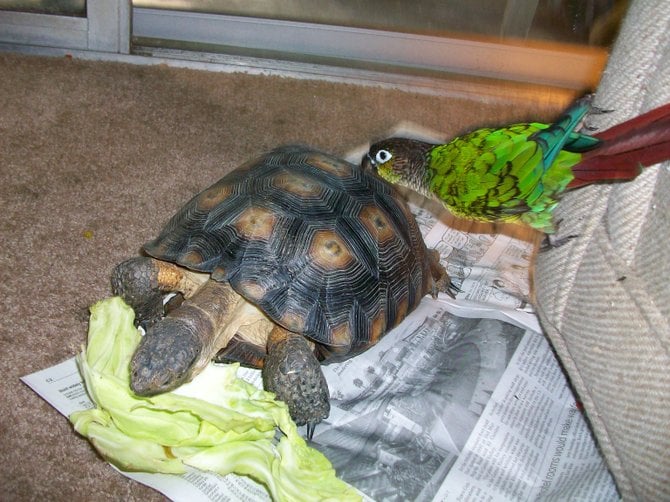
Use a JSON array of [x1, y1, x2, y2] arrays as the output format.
[[129, 317, 203, 396]]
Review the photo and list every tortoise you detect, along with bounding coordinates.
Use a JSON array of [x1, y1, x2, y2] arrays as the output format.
[[112, 146, 450, 437]]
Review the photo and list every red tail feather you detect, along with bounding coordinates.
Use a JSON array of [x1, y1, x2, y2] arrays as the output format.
[[568, 102, 670, 189]]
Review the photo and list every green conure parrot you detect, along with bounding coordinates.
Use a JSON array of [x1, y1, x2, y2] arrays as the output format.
[[364, 96, 670, 234]]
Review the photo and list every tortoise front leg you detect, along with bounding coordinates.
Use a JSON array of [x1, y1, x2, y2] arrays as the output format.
[[111, 256, 207, 328], [263, 326, 330, 439]]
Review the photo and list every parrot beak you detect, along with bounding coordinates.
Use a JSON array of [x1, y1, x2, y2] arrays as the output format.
[[361, 153, 375, 171]]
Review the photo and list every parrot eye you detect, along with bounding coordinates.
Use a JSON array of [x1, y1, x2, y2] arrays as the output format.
[[375, 149, 393, 164]]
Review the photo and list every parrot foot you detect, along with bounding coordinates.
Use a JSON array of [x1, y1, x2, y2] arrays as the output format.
[[583, 106, 614, 131], [578, 94, 613, 131], [590, 106, 614, 115], [540, 233, 579, 250]]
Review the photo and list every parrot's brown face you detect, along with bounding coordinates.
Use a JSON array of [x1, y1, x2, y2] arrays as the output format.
[[364, 140, 403, 185], [364, 138, 434, 195]]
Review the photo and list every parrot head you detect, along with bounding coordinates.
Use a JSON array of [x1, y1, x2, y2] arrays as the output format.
[[364, 138, 434, 196]]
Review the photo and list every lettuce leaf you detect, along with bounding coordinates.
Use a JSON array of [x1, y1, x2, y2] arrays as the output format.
[[70, 297, 360, 501]]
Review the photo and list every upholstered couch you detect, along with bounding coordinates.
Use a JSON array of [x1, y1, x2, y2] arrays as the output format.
[[535, 1, 670, 499]]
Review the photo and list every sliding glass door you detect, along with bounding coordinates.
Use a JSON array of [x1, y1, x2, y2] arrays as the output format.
[[132, 0, 624, 45], [0, 0, 625, 89], [0, 0, 130, 52]]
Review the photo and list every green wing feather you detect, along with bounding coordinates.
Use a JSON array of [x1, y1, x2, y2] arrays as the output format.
[[424, 99, 599, 232]]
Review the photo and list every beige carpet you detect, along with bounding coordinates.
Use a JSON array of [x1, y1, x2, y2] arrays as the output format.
[[0, 51, 566, 500]]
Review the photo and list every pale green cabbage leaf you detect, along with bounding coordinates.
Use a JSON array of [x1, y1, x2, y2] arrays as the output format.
[[70, 297, 360, 501]]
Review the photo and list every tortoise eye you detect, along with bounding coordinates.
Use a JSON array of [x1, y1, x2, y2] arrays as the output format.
[[375, 149, 392, 164]]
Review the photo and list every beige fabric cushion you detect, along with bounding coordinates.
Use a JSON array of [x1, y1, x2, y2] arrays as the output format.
[[535, 0, 670, 499]]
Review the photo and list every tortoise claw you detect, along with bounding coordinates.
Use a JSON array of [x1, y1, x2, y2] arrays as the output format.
[[433, 274, 460, 299], [444, 279, 461, 299], [305, 422, 317, 442]]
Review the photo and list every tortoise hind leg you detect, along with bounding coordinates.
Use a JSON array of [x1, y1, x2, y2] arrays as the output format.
[[426, 249, 459, 299], [262, 327, 330, 439], [214, 334, 267, 368]]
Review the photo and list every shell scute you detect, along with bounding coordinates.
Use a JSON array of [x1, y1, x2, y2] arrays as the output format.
[[144, 147, 434, 360]]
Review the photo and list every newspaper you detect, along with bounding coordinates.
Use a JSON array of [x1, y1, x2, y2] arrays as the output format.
[[313, 297, 617, 501], [22, 132, 618, 500]]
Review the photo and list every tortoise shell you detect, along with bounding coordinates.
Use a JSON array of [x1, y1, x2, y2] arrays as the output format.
[[144, 146, 435, 363]]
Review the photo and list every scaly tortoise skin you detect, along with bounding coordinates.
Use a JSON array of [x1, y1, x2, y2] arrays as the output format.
[[112, 146, 448, 435]]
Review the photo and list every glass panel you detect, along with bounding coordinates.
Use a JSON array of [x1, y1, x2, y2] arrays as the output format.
[[0, 0, 86, 17], [133, 0, 625, 47]]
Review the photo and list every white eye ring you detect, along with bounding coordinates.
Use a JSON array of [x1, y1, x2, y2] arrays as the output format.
[[375, 149, 392, 164]]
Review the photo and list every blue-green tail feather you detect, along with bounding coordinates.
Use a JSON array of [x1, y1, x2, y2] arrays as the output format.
[[530, 95, 595, 170]]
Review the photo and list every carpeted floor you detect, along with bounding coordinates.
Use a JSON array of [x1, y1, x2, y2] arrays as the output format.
[[0, 51, 567, 500]]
